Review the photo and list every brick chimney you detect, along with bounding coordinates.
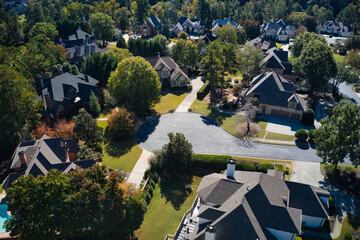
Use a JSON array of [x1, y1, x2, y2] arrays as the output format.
[[44, 92, 53, 112], [18, 150, 27, 166], [226, 159, 236, 179], [205, 225, 216, 240]]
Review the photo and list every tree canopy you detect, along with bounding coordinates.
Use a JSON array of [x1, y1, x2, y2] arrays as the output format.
[[90, 12, 115, 46], [5, 165, 146, 239], [216, 25, 238, 44], [108, 57, 161, 115], [28, 22, 58, 44], [315, 103, 360, 169]]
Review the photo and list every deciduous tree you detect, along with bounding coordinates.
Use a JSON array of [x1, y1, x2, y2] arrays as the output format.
[[108, 57, 161, 115], [90, 12, 115, 46], [107, 107, 135, 139], [237, 46, 265, 84], [89, 91, 101, 116], [315, 103, 360, 169], [216, 25, 238, 44], [29, 22, 58, 44]]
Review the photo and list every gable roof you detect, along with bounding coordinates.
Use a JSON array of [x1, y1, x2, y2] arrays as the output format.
[[3, 135, 95, 191], [146, 15, 163, 30], [66, 42, 108, 61], [246, 36, 276, 51], [66, 29, 93, 41], [212, 18, 241, 29], [145, 56, 188, 81], [244, 72, 306, 111], [191, 170, 329, 240]]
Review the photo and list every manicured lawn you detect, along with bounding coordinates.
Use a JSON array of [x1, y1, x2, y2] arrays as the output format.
[[254, 118, 268, 139], [222, 114, 246, 136], [265, 132, 295, 141], [333, 53, 345, 63], [99, 110, 112, 118], [190, 98, 212, 115], [136, 175, 202, 240], [153, 92, 187, 114], [102, 138, 142, 172], [334, 215, 360, 240], [276, 43, 283, 48]]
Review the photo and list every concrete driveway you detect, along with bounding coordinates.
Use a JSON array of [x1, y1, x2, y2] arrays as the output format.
[[135, 112, 349, 163], [259, 115, 315, 135], [176, 77, 204, 112]]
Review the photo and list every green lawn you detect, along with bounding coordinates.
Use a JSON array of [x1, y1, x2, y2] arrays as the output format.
[[136, 175, 202, 240], [153, 92, 187, 114], [97, 120, 109, 130], [333, 53, 345, 63], [265, 132, 295, 141], [254, 118, 268, 139], [276, 43, 283, 48], [334, 215, 360, 240], [102, 138, 142, 172]]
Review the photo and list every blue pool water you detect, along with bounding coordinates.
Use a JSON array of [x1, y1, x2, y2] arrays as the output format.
[[0, 205, 10, 232]]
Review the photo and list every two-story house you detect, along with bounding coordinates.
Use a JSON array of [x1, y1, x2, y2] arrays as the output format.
[[2, 135, 95, 192], [241, 72, 306, 120], [212, 18, 242, 35], [170, 160, 330, 240], [246, 36, 277, 52], [145, 55, 189, 88], [316, 20, 353, 37], [171, 16, 205, 36], [138, 16, 164, 37], [261, 19, 296, 42]]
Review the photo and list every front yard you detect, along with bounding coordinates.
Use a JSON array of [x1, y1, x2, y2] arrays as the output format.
[[136, 175, 202, 240], [97, 120, 142, 172], [153, 91, 188, 114], [190, 97, 295, 142]]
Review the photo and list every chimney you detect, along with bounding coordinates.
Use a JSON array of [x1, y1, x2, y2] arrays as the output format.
[[227, 159, 236, 179], [44, 92, 53, 112], [18, 150, 27, 166], [205, 225, 216, 240]]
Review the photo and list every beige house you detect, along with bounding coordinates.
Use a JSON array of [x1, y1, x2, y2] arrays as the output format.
[[146, 56, 189, 88], [242, 72, 306, 120], [316, 20, 353, 37]]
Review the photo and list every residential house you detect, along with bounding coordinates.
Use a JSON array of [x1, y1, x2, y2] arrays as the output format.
[[66, 42, 109, 66], [61, 27, 95, 49], [212, 18, 242, 35], [171, 16, 205, 36], [199, 32, 218, 45], [172, 160, 329, 240], [241, 71, 306, 120], [261, 19, 296, 42], [145, 55, 189, 88], [246, 36, 277, 52], [40, 72, 99, 121], [2, 135, 95, 192], [138, 16, 164, 37], [260, 47, 296, 81], [316, 20, 353, 37]]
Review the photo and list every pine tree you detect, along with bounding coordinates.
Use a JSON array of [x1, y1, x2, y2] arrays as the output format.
[[89, 91, 101, 116]]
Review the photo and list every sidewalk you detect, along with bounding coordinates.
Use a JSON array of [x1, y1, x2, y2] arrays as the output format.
[[255, 138, 296, 146], [176, 77, 204, 112], [126, 148, 153, 187]]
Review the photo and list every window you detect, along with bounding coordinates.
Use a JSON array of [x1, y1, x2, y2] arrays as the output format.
[[162, 70, 169, 77], [288, 102, 297, 109]]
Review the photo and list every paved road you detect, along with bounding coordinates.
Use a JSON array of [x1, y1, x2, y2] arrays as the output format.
[[136, 112, 351, 163], [338, 82, 360, 106]]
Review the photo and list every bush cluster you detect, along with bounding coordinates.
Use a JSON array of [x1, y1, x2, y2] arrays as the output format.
[[197, 81, 211, 100], [237, 162, 256, 171], [192, 154, 231, 171], [257, 163, 274, 173], [294, 129, 308, 141], [301, 108, 315, 126], [308, 129, 316, 140]]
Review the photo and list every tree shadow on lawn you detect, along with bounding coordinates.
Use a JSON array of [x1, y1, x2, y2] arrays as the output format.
[[205, 104, 232, 125], [159, 175, 195, 211], [103, 135, 135, 158], [135, 117, 160, 143]]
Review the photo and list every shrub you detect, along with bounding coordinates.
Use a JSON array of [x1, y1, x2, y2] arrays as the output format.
[[295, 237, 302, 240], [145, 192, 151, 204], [107, 107, 135, 139], [197, 81, 211, 100], [192, 154, 231, 171], [188, 84, 193, 91], [284, 167, 290, 175], [301, 108, 315, 126], [236, 162, 256, 171], [295, 129, 308, 141], [234, 79, 239, 83], [328, 195, 336, 205], [147, 185, 154, 196], [276, 165, 283, 171], [344, 232, 352, 240], [226, 76, 232, 82], [149, 180, 156, 189], [54, 119, 75, 139], [31, 122, 55, 139], [89, 91, 101, 116], [308, 129, 316, 140], [152, 172, 159, 183], [257, 163, 274, 173]]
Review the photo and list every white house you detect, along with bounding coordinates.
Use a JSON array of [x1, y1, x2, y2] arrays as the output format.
[[261, 19, 296, 42]]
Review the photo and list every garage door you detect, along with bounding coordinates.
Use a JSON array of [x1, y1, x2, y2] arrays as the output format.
[[290, 113, 301, 120], [271, 109, 290, 118]]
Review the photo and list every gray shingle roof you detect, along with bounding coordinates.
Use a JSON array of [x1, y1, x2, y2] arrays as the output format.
[[191, 170, 329, 240], [245, 36, 276, 51]]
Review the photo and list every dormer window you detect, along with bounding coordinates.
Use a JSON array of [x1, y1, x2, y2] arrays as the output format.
[[288, 102, 297, 109]]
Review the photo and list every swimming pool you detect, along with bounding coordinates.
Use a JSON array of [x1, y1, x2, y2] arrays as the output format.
[[0, 204, 10, 232]]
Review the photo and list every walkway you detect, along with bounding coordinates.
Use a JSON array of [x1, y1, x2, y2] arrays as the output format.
[[136, 112, 350, 163], [126, 148, 152, 187], [175, 77, 204, 112]]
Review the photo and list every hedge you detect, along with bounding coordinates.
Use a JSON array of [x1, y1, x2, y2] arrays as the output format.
[[197, 81, 211, 100], [308, 129, 316, 140], [301, 108, 315, 126], [257, 163, 274, 173], [236, 162, 256, 172], [295, 129, 308, 141], [192, 154, 231, 171]]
